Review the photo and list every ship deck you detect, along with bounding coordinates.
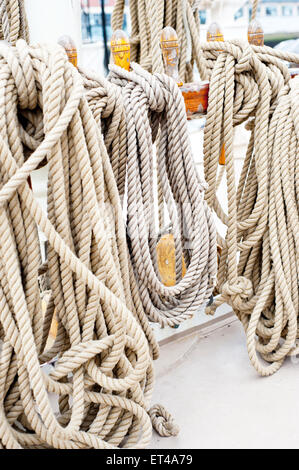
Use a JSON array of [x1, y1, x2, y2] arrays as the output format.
[[151, 319, 299, 449]]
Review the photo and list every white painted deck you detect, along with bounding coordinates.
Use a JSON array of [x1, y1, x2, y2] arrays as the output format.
[[151, 319, 299, 449]]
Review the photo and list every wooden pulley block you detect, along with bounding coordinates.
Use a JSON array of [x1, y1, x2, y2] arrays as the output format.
[[58, 35, 78, 68]]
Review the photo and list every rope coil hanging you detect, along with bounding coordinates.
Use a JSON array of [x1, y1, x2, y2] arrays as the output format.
[[200, 39, 299, 376], [82, 62, 218, 327], [112, 0, 299, 376], [0, 39, 163, 449]]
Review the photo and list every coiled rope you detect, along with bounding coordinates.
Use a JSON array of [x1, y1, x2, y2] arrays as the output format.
[[82, 63, 218, 327], [0, 39, 164, 449], [200, 40, 299, 376], [113, 0, 299, 377], [0, 0, 29, 44]]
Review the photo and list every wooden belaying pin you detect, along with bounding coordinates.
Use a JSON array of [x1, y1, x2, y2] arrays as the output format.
[[160, 27, 209, 119], [160, 26, 182, 85], [58, 35, 78, 68], [111, 30, 130, 71], [207, 22, 225, 165], [248, 20, 264, 46], [206, 22, 224, 43]]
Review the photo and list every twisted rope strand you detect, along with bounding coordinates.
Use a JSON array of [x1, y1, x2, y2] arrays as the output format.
[[0, 39, 161, 449], [201, 39, 299, 376], [83, 62, 217, 327]]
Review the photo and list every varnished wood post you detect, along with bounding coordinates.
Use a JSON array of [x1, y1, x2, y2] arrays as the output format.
[[160, 27, 209, 119], [160, 26, 182, 85], [206, 22, 224, 43], [58, 35, 78, 68], [111, 29, 130, 71], [248, 20, 264, 46]]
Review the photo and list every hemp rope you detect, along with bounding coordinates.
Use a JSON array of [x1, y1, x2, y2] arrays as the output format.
[[251, 0, 259, 21], [112, 0, 207, 81], [0, 38, 182, 449], [200, 39, 299, 376], [112, 0, 299, 377], [0, 0, 29, 44], [82, 63, 218, 327]]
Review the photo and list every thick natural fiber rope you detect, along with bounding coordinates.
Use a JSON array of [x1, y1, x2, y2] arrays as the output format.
[[200, 39, 299, 376], [112, 0, 299, 378], [112, 0, 207, 81], [251, 0, 259, 21], [0, 39, 170, 449], [82, 62, 218, 327], [0, 0, 29, 44], [149, 404, 179, 437]]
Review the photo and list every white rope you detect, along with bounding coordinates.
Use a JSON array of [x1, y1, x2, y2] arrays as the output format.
[[83, 62, 218, 327]]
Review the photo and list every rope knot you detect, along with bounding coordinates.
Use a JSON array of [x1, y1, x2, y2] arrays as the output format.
[[235, 43, 253, 74], [109, 62, 166, 113], [222, 276, 253, 310], [102, 81, 120, 119], [149, 404, 180, 437]]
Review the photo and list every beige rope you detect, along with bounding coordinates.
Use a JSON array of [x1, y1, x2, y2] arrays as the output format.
[[149, 404, 180, 437], [112, 0, 208, 81], [251, 0, 259, 21], [82, 62, 218, 327], [0, 39, 164, 449], [200, 40, 299, 376], [113, 0, 299, 378], [0, 0, 29, 44]]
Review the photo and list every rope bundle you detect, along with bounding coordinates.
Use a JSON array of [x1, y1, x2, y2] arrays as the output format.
[[200, 40, 299, 376], [112, 0, 299, 376], [0, 0, 29, 44], [0, 39, 163, 449], [83, 63, 217, 327], [112, 0, 207, 81]]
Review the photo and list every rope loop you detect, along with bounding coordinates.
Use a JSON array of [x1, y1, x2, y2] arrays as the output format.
[[0, 39, 159, 449], [15, 39, 37, 108], [149, 404, 180, 437], [0, 39, 37, 110]]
